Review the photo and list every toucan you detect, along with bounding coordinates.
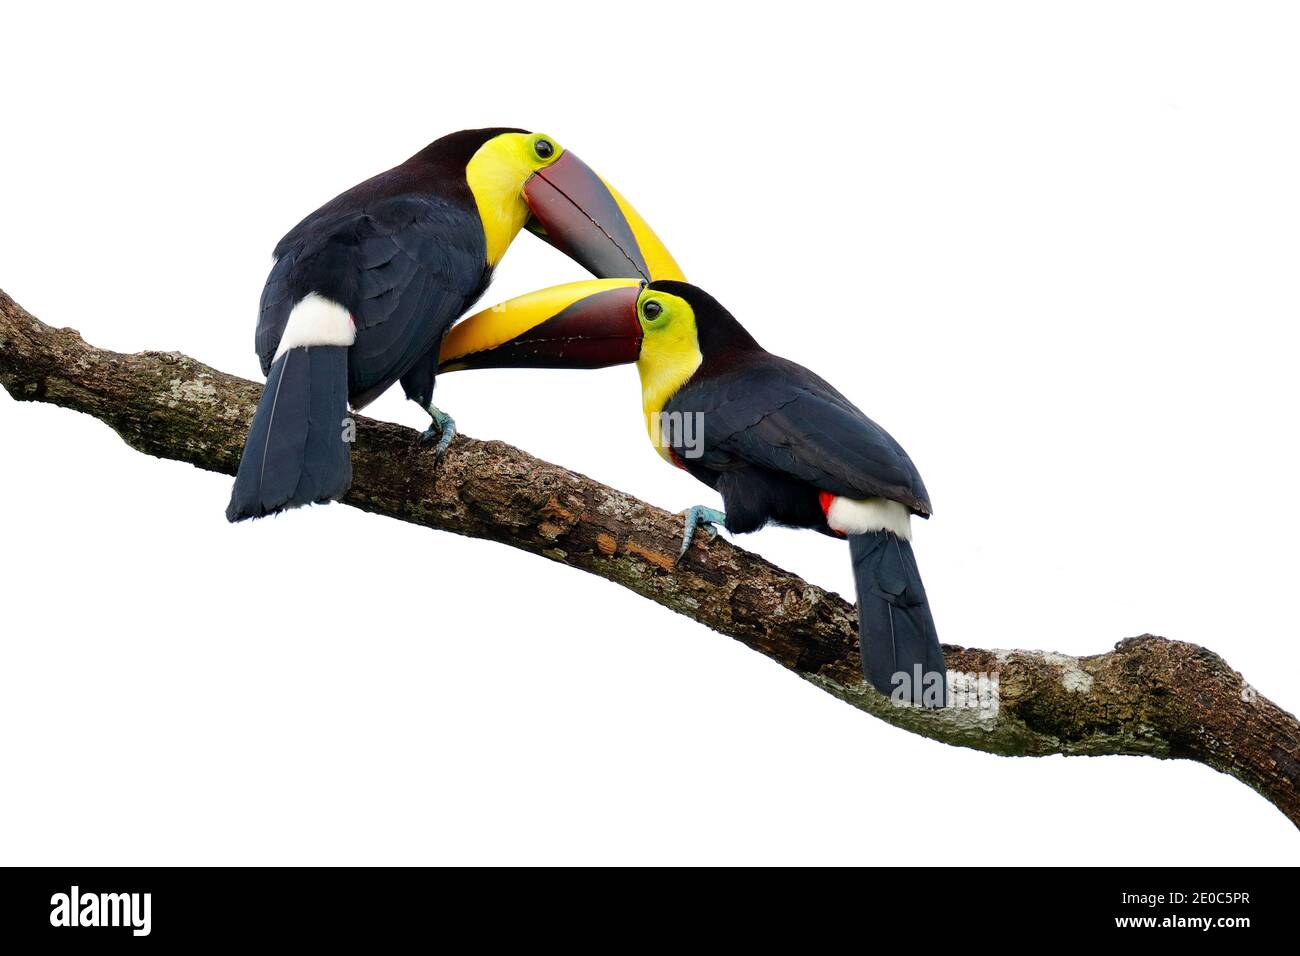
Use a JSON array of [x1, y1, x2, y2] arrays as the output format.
[[226, 128, 682, 522], [437, 279, 947, 707]]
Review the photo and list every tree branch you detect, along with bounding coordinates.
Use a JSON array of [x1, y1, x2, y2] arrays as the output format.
[[4, 285, 1298, 828]]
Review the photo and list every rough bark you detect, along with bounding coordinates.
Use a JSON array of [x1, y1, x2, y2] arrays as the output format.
[[3, 286, 1298, 828]]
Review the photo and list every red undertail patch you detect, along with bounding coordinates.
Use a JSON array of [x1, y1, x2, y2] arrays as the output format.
[[819, 491, 848, 538]]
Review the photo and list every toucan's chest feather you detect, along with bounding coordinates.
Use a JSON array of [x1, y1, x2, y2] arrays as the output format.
[[653, 351, 933, 519], [465, 165, 530, 267], [463, 133, 543, 267], [638, 342, 702, 462]]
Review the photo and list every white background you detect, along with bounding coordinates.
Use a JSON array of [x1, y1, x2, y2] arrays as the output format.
[[2, 1, 1297, 864]]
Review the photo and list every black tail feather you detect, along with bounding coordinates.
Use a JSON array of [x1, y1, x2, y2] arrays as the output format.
[[850, 531, 947, 707], [226, 346, 351, 522]]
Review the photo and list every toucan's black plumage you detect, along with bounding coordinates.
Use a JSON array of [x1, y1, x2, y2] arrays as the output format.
[[649, 283, 944, 705], [438, 279, 946, 704], [227, 345, 352, 520], [228, 129, 516, 521], [228, 128, 684, 522], [664, 354, 932, 526]]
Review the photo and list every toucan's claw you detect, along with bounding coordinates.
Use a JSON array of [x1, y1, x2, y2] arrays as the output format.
[[418, 405, 456, 460], [677, 506, 726, 563]]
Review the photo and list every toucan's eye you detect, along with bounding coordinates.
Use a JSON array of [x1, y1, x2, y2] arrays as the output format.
[[642, 300, 663, 321], [535, 138, 554, 160]]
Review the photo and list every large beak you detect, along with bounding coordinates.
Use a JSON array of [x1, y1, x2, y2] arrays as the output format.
[[523, 151, 685, 283], [439, 279, 644, 373]]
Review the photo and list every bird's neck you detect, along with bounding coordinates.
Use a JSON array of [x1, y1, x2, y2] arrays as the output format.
[[636, 310, 767, 459], [638, 328, 703, 459], [464, 146, 532, 267], [403, 129, 531, 267]]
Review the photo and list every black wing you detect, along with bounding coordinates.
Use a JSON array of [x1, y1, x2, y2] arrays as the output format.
[[256, 195, 486, 409], [669, 355, 931, 514]]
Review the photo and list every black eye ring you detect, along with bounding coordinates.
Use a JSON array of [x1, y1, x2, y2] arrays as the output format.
[[642, 300, 663, 320], [535, 138, 554, 159]]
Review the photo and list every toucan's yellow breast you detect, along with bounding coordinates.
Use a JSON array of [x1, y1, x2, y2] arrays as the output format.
[[465, 133, 542, 266], [637, 313, 702, 459]]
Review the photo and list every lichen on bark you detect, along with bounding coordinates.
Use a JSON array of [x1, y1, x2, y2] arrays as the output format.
[[2, 286, 1298, 828]]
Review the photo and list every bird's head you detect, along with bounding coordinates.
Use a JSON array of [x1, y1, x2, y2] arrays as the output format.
[[443, 129, 682, 281], [439, 279, 758, 381]]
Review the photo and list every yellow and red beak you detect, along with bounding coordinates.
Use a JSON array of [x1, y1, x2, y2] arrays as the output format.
[[439, 279, 644, 373], [523, 151, 684, 283]]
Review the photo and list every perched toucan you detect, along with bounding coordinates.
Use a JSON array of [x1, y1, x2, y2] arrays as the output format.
[[226, 128, 682, 522], [438, 280, 946, 707]]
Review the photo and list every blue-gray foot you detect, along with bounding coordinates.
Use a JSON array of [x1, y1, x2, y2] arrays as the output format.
[[678, 505, 727, 561], [418, 405, 457, 459]]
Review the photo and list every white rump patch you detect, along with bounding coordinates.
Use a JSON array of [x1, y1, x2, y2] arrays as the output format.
[[273, 293, 356, 361], [826, 496, 912, 539]]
